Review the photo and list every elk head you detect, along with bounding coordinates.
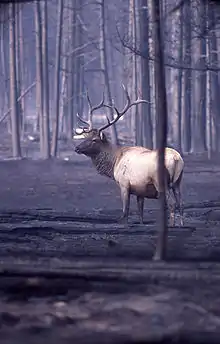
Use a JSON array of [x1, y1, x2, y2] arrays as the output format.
[[75, 128, 109, 156], [74, 84, 149, 157]]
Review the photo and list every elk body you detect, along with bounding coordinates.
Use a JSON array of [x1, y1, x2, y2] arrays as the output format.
[[74, 86, 184, 226]]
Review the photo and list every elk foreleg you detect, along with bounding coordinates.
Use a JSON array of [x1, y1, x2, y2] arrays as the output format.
[[118, 186, 130, 224], [137, 196, 144, 224]]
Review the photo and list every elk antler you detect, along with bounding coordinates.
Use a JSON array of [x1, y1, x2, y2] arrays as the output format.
[[98, 84, 150, 132], [76, 89, 105, 133]]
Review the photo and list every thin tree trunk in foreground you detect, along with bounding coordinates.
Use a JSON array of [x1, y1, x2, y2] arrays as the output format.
[[100, 0, 118, 145], [35, 0, 44, 156], [18, 5, 25, 138], [140, 0, 153, 149], [51, 0, 64, 157], [41, 0, 50, 158], [151, 0, 168, 261], [9, 3, 21, 158]]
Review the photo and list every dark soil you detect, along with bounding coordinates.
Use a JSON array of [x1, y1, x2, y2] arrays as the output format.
[[0, 142, 220, 343]]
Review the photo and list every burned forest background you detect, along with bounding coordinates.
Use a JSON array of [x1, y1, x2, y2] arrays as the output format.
[[1, 0, 220, 159], [1, 2, 220, 341]]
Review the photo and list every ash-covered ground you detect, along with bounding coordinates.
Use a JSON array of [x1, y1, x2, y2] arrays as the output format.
[[0, 140, 220, 343]]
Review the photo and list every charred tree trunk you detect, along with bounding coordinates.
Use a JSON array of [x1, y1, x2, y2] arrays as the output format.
[[132, 0, 142, 146], [177, 5, 183, 153], [18, 4, 25, 138], [78, 18, 84, 117], [15, 4, 25, 138], [125, 0, 135, 136], [191, 0, 206, 153], [0, 19, 10, 131], [66, 1, 75, 140], [100, 0, 118, 145], [9, 3, 21, 158], [167, 4, 181, 150], [140, 0, 153, 149], [181, 0, 192, 153], [60, 37, 68, 134], [35, 0, 44, 156], [148, 0, 157, 149], [41, 0, 50, 158], [151, 0, 168, 261], [208, 3, 220, 152], [73, 3, 82, 122], [59, 8, 68, 134], [15, 4, 21, 132], [77, 2, 85, 118], [206, 28, 211, 159], [51, 0, 64, 157]]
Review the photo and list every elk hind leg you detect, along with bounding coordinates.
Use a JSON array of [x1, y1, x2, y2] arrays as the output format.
[[137, 196, 144, 224], [172, 184, 184, 226], [163, 186, 175, 227], [167, 189, 175, 227], [118, 186, 130, 224], [157, 177, 175, 227]]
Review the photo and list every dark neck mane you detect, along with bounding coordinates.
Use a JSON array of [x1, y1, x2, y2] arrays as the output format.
[[91, 140, 119, 179]]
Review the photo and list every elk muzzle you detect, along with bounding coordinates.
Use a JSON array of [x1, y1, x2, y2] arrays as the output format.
[[75, 145, 83, 154], [75, 139, 91, 155]]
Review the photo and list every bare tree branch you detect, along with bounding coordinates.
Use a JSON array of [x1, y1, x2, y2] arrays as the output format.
[[0, 81, 36, 124], [117, 25, 220, 72]]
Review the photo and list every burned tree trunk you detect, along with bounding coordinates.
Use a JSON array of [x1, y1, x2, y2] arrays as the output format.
[[35, 0, 44, 156], [51, 0, 64, 157], [167, 3, 182, 151], [100, 0, 118, 145], [9, 3, 21, 158], [181, 0, 192, 153], [66, 0, 75, 140], [0, 19, 10, 132], [191, 0, 206, 153], [131, 0, 142, 146], [207, 2, 220, 152], [151, 0, 168, 261], [41, 0, 50, 158], [59, 28, 68, 134], [18, 4, 25, 138], [140, 0, 153, 149], [72, 1, 82, 122], [124, 0, 134, 136]]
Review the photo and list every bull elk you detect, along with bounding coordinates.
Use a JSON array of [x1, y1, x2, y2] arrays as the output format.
[[74, 85, 184, 226]]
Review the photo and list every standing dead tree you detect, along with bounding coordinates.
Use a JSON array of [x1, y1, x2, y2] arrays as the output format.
[[9, 2, 21, 158], [41, 0, 50, 158], [151, 0, 169, 261], [66, 0, 75, 140], [99, 0, 118, 145], [51, 0, 64, 157], [140, 0, 153, 149], [35, 0, 44, 156]]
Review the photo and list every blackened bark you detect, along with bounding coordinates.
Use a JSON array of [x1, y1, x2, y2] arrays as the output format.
[[9, 3, 21, 158], [51, 0, 64, 157], [151, 0, 168, 261]]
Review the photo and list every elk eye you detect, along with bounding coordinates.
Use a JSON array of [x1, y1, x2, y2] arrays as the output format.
[[92, 137, 97, 142]]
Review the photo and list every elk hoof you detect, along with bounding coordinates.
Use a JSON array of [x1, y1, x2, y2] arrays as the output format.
[[117, 216, 128, 224]]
